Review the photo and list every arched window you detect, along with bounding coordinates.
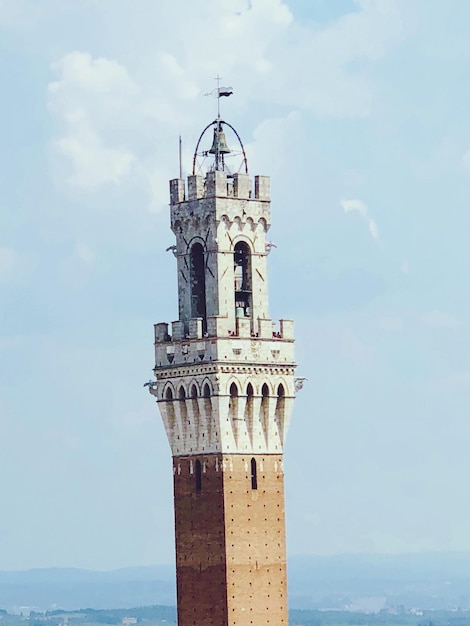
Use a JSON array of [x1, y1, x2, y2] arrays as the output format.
[[179, 386, 188, 425], [229, 382, 239, 424], [190, 242, 207, 323], [190, 384, 200, 431], [195, 459, 202, 492], [165, 387, 176, 435], [234, 241, 252, 318], [275, 383, 285, 428], [244, 383, 254, 427], [202, 382, 212, 440], [251, 457, 258, 490], [260, 383, 269, 430]]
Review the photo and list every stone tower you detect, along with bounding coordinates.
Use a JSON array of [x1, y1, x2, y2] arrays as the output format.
[[148, 104, 297, 626]]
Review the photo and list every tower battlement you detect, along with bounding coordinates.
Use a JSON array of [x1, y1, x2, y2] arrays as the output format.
[[170, 172, 270, 204]]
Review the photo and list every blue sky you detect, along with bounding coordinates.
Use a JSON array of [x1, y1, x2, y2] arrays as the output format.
[[1, 0, 470, 570]]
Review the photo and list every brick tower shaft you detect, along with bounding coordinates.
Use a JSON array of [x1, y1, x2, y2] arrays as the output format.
[[174, 454, 287, 626]]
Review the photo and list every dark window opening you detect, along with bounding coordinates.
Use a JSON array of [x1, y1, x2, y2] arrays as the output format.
[[229, 383, 238, 424], [234, 241, 252, 319], [275, 383, 285, 433], [203, 383, 211, 398], [244, 382, 254, 425], [165, 387, 173, 401], [195, 460, 202, 492], [190, 242, 207, 327], [260, 383, 269, 425], [179, 386, 188, 423], [251, 458, 258, 490]]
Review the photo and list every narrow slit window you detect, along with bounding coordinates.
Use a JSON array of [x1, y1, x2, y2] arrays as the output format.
[[251, 457, 258, 490], [195, 460, 202, 492]]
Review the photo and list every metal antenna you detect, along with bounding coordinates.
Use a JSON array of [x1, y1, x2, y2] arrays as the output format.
[[179, 135, 183, 179], [215, 74, 221, 119]]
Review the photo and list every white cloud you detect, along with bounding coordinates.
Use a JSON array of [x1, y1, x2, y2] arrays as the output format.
[[341, 198, 380, 240], [48, 52, 138, 190], [45, 0, 408, 203], [75, 243, 94, 265], [47, 50, 196, 202], [55, 123, 135, 189], [422, 309, 457, 329], [379, 316, 403, 332], [434, 371, 470, 394], [462, 150, 470, 172], [0, 247, 17, 280], [49, 52, 138, 99]]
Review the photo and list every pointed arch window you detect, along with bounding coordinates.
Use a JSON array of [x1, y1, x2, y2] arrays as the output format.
[[275, 383, 285, 426], [261, 383, 270, 423], [229, 382, 239, 423], [234, 241, 252, 318], [244, 383, 254, 426], [179, 386, 188, 426], [190, 242, 207, 325]]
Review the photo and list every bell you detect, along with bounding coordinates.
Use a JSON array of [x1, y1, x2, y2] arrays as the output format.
[[208, 128, 231, 155]]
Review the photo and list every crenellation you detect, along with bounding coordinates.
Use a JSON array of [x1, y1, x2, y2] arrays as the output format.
[[154, 330, 295, 370], [188, 317, 203, 339], [187, 174, 203, 199], [205, 169, 227, 197], [169, 178, 185, 204], [280, 319, 294, 340], [254, 174, 270, 200], [154, 322, 170, 343], [233, 173, 251, 199], [171, 320, 184, 341]]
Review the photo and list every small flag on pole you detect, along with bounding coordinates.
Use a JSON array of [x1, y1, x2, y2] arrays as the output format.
[[218, 86, 233, 97]]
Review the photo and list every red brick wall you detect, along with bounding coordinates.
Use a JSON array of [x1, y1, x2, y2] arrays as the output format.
[[173, 454, 288, 626]]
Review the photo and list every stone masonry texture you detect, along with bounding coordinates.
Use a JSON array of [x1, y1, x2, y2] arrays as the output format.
[[173, 454, 287, 626]]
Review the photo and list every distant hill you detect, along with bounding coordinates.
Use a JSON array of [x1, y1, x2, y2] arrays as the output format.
[[2, 553, 470, 613]]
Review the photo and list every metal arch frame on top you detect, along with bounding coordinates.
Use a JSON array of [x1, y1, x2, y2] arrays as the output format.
[[192, 119, 249, 176]]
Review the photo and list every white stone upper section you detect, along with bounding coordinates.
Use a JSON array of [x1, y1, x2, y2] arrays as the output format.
[[150, 365, 296, 457], [151, 169, 296, 457], [170, 172, 271, 332]]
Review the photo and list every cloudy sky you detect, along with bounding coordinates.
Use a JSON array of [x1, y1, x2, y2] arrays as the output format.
[[1, 0, 470, 570]]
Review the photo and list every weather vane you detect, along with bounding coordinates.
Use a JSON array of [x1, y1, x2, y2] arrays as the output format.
[[204, 75, 233, 119], [192, 76, 247, 176]]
